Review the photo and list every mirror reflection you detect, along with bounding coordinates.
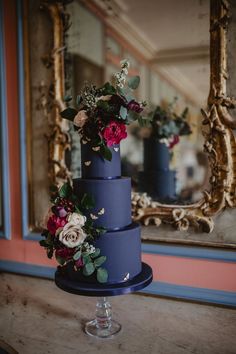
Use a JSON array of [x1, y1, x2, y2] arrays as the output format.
[[65, 0, 210, 204]]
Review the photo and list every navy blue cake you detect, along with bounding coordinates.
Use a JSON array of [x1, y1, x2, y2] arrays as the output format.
[[72, 143, 142, 284], [139, 138, 176, 201]]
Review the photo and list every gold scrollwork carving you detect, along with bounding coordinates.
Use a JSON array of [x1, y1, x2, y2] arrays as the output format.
[[132, 0, 236, 232]]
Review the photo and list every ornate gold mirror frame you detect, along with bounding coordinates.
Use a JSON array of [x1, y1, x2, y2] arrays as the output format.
[[41, 0, 236, 233]]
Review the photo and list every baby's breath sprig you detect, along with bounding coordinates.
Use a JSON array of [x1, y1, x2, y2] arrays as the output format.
[[114, 59, 130, 88]]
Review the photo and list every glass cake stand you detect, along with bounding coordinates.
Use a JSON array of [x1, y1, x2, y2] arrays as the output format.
[[55, 262, 153, 339]]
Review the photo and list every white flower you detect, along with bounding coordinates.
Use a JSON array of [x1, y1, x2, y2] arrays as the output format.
[[67, 212, 86, 226], [74, 110, 88, 128], [58, 222, 87, 248]]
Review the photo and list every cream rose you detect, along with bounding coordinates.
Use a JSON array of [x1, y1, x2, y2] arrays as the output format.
[[67, 212, 86, 226], [73, 110, 88, 128], [58, 222, 87, 248]]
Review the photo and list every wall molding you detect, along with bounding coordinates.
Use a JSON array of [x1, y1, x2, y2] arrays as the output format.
[[0, 259, 235, 307], [0, 0, 11, 240], [142, 243, 236, 263]]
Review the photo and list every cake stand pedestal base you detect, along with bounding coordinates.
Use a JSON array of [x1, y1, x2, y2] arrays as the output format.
[[85, 297, 121, 338], [55, 262, 153, 338]]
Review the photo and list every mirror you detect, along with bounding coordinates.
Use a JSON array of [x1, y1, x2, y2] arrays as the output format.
[[65, 0, 210, 204]]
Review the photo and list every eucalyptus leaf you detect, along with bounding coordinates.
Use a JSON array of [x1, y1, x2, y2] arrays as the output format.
[[97, 267, 108, 283], [91, 248, 100, 259], [73, 250, 82, 261], [128, 76, 140, 90], [94, 256, 106, 268], [83, 262, 95, 276], [120, 106, 128, 120], [82, 254, 92, 265], [127, 111, 140, 122], [60, 107, 78, 121]]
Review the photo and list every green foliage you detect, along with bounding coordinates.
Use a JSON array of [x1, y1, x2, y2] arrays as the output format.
[[128, 76, 140, 90], [119, 106, 127, 120], [101, 82, 116, 95], [83, 262, 95, 276], [81, 193, 95, 210], [76, 95, 81, 106], [60, 107, 78, 121], [64, 95, 73, 102], [96, 267, 108, 283], [94, 256, 106, 268], [56, 255, 66, 265], [73, 250, 82, 261], [91, 248, 100, 259], [100, 144, 112, 161], [59, 182, 72, 198]]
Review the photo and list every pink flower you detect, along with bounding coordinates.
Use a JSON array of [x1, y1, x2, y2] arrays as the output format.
[[52, 206, 68, 218], [102, 120, 127, 146], [47, 215, 67, 235], [168, 135, 180, 149], [55, 248, 75, 260], [75, 257, 84, 268], [127, 100, 143, 113]]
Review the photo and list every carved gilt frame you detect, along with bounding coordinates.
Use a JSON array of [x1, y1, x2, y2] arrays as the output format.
[[41, 0, 236, 233]]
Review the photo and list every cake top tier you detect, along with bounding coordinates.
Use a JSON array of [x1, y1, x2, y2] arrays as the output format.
[[81, 142, 121, 179]]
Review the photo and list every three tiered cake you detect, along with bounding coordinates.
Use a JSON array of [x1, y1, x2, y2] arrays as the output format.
[[72, 142, 142, 284]]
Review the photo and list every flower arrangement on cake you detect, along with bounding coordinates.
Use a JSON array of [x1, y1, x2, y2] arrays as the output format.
[[60, 59, 146, 160], [39, 182, 108, 283], [143, 98, 192, 149]]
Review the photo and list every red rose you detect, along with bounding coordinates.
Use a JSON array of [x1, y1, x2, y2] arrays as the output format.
[[102, 120, 127, 146], [47, 215, 67, 235], [127, 100, 143, 113], [55, 248, 75, 260]]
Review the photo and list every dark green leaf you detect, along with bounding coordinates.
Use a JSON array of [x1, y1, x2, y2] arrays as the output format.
[[102, 82, 116, 95], [81, 193, 95, 209], [120, 106, 127, 120], [73, 250, 82, 261], [64, 95, 73, 102], [39, 240, 48, 247], [96, 267, 108, 283], [94, 256, 106, 268], [91, 248, 100, 259], [100, 145, 112, 161], [76, 95, 81, 106], [59, 182, 72, 198], [56, 255, 66, 265], [128, 76, 140, 90], [47, 248, 53, 259], [60, 107, 78, 121], [83, 262, 95, 276]]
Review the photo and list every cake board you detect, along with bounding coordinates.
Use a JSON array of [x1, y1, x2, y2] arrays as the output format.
[[55, 262, 153, 338]]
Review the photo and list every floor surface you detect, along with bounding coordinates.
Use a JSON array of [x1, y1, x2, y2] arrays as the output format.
[[0, 273, 236, 354]]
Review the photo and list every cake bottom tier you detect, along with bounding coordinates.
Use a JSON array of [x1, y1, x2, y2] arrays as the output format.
[[139, 170, 176, 201], [65, 223, 142, 285]]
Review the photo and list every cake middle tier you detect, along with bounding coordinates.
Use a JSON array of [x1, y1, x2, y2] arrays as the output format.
[[73, 177, 132, 229]]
